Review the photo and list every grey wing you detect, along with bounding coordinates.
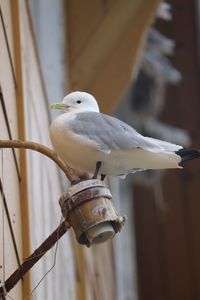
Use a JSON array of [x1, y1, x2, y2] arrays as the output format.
[[68, 112, 164, 152]]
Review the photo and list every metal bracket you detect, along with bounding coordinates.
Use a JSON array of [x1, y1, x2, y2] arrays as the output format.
[[59, 179, 127, 247]]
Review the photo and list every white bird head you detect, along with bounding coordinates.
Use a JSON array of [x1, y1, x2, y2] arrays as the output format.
[[50, 91, 100, 113]]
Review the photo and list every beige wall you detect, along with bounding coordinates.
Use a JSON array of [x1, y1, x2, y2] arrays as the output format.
[[19, 1, 77, 299], [0, 1, 117, 299], [0, 0, 160, 299], [0, 1, 23, 298]]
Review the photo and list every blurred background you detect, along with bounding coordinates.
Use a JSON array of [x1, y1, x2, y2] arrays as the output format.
[[1, 0, 200, 299]]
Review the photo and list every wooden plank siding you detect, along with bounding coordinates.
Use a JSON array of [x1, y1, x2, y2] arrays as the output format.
[[18, 2, 116, 299], [65, 2, 162, 299], [133, 1, 200, 300], [11, 0, 31, 294], [66, 0, 161, 113], [18, 1, 77, 299], [0, 0, 163, 298], [0, 1, 24, 298]]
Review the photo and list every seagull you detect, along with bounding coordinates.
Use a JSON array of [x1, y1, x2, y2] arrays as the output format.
[[50, 91, 200, 180]]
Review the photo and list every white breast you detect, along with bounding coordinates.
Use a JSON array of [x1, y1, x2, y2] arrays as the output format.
[[50, 113, 107, 173]]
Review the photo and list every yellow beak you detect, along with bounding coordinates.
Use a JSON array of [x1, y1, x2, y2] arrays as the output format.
[[49, 103, 67, 110]]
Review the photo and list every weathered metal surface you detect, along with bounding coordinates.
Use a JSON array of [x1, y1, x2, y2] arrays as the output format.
[[60, 179, 127, 247]]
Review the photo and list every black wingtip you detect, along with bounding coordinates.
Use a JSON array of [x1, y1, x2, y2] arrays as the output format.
[[176, 149, 200, 163]]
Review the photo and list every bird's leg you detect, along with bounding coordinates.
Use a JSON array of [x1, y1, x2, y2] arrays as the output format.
[[101, 174, 106, 181], [92, 161, 102, 179]]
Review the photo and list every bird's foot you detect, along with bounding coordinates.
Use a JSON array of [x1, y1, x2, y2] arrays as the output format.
[[101, 174, 106, 181], [92, 161, 102, 179]]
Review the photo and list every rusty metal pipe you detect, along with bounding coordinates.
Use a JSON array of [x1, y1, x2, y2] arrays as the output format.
[[0, 221, 70, 296]]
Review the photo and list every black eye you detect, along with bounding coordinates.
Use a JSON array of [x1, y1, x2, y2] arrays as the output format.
[[76, 100, 82, 104]]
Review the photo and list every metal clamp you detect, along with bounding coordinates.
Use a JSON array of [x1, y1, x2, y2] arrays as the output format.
[[59, 179, 127, 247], [59, 179, 112, 218]]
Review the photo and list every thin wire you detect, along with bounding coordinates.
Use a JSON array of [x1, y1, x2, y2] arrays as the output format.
[[1, 149, 5, 282], [23, 216, 63, 300], [0, 149, 6, 300], [21, 220, 65, 264], [3, 208, 64, 300]]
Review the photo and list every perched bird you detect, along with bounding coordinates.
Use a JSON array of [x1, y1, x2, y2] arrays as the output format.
[[50, 91, 200, 180]]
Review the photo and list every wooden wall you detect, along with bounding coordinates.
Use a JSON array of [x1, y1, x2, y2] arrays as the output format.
[[0, 0, 162, 299], [66, 0, 161, 113], [0, 0, 27, 298], [0, 1, 77, 298], [0, 1, 117, 299], [18, 1, 77, 299], [133, 0, 200, 299]]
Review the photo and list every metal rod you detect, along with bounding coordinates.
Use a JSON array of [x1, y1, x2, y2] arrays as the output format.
[[0, 221, 71, 295], [0, 139, 80, 182]]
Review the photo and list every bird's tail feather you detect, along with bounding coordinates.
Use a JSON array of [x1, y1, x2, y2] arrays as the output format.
[[176, 149, 200, 163], [144, 136, 182, 152]]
